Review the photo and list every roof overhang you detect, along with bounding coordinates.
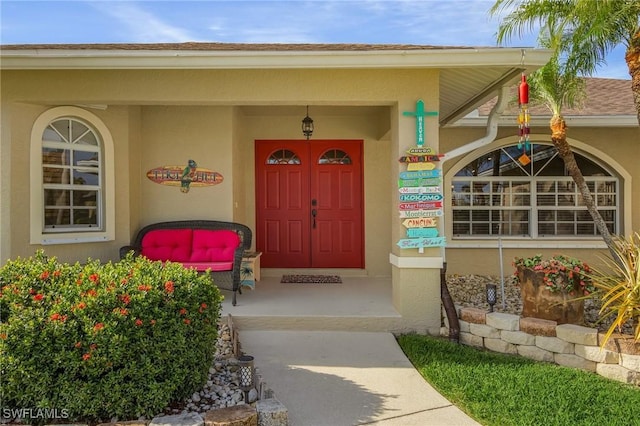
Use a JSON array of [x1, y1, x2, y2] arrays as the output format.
[[0, 45, 553, 126], [452, 114, 639, 128]]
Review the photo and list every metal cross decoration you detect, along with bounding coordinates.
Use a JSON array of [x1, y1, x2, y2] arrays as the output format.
[[402, 99, 438, 147]]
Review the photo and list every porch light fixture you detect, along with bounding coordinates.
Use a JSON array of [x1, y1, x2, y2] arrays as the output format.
[[486, 284, 497, 312], [238, 354, 255, 402], [302, 105, 314, 140]]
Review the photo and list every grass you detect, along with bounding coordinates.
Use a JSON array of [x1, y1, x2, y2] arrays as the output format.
[[397, 334, 640, 426]]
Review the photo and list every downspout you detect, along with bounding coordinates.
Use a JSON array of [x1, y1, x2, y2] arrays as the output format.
[[439, 84, 510, 343], [443, 84, 510, 162]]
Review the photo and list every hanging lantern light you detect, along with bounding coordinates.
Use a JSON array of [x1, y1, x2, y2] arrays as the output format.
[[302, 105, 314, 140], [517, 73, 531, 165]]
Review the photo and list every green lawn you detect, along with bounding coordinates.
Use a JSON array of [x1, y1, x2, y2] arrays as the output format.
[[397, 334, 640, 426]]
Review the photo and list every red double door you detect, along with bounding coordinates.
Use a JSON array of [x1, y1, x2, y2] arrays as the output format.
[[255, 140, 364, 268]]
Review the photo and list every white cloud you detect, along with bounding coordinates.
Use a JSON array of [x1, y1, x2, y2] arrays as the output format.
[[88, 1, 198, 43]]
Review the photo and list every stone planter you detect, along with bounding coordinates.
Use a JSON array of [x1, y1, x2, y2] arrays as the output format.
[[517, 266, 584, 324]]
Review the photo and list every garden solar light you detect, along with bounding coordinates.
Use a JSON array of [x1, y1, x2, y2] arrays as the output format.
[[486, 284, 497, 312], [238, 355, 255, 402]]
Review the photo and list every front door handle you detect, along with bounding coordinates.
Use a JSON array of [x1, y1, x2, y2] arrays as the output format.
[[311, 209, 317, 229]]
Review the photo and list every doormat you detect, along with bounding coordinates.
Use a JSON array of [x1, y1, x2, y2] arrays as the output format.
[[281, 274, 342, 284]]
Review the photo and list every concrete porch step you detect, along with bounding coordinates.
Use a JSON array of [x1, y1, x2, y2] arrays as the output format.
[[231, 314, 403, 332], [220, 275, 400, 333]]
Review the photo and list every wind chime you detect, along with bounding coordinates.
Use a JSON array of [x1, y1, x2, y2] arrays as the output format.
[[517, 73, 531, 165]]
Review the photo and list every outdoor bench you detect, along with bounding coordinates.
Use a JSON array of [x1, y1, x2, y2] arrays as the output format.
[[119, 220, 252, 306]]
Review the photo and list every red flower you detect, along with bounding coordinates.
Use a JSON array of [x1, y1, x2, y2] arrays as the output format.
[[0, 333, 7, 340], [150, 319, 157, 326], [179, 308, 187, 315], [74, 341, 82, 348], [118, 308, 129, 316], [119, 294, 131, 305], [50, 312, 67, 322], [82, 353, 91, 361], [183, 318, 191, 325], [40, 270, 50, 280], [53, 270, 61, 278], [199, 302, 207, 313], [164, 281, 175, 293], [135, 318, 143, 326], [89, 273, 99, 284], [138, 284, 151, 292], [93, 323, 104, 332], [32, 293, 44, 302], [74, 302, 86, 311]]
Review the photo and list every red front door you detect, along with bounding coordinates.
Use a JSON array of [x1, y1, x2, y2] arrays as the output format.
[[255, 140, 363, 268]]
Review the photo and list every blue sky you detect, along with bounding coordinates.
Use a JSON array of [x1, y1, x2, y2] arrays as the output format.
[[1, 0, 630, 79]]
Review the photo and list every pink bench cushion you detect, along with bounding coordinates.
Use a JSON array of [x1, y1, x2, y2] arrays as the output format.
[[190, 229, 240, 265], [141, 229, 193, 262]]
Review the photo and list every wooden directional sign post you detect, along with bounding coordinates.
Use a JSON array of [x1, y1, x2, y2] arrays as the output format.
[[397, 100, 445, 251]]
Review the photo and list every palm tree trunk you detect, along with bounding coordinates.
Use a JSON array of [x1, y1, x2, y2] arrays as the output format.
[[549, 116, 619, 261], [626, 29, 640, 125]]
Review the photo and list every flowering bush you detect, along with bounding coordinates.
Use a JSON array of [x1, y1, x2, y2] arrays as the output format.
[[0, 250, 222, 423], [513, 254, 595, 295]]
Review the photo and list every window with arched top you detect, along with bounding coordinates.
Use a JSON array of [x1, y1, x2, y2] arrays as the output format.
[[451, 143, 619, 238], [266, 149, 301, 164], [318, 149, 351, 165], [42, 117, 102, 230], [31, 107, 115, 244]]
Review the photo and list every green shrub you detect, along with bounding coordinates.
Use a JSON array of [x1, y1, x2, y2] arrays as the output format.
[[0, 250, 222, 424]]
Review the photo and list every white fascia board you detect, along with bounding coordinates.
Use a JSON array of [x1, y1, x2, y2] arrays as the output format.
[[451, 115, 639, 128], [0, 47, 552, 70]]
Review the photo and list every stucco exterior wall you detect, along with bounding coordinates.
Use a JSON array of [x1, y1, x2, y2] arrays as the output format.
[[0, 68, 437, 274], [440, 124, 640, 276], [138, 105, 235, 224]]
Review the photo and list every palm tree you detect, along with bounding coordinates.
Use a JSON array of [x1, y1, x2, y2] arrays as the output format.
[[490, 0, 640, 124], [527, 40, 618, 258], [492, 14, 621, 259]]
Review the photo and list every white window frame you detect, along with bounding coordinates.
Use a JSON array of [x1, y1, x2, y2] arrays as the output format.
[[445, 135, 632, 249], [30, 107, 115, 245]]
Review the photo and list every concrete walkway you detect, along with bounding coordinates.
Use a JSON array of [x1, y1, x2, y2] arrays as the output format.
[[239, 330, 481, 426]]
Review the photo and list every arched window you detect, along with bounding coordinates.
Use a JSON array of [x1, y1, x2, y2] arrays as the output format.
[[42, 117, 101, 230], [30, 107, 115, 244], [451, 143, 618, 238], [267, 149, 300, 164], [318, 149, 351, 165]]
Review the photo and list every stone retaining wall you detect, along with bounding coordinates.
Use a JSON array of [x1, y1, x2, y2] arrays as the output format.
[[442, 307, 640, 386]]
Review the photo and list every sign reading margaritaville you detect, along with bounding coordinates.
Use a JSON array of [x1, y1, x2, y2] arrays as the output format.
[[397, 100, 445, 249]]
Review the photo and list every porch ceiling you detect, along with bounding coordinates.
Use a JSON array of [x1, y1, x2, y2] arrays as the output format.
[[0, 43, 551, 127]]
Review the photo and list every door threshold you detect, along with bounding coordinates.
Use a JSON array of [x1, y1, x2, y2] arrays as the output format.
[[262, 268, 369, 278]]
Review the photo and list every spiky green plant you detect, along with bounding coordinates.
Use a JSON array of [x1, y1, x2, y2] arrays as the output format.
[[589, 232, 640, 346]]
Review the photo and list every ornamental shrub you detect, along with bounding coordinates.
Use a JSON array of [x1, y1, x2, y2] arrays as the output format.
[[0, 251, 222, 424]]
